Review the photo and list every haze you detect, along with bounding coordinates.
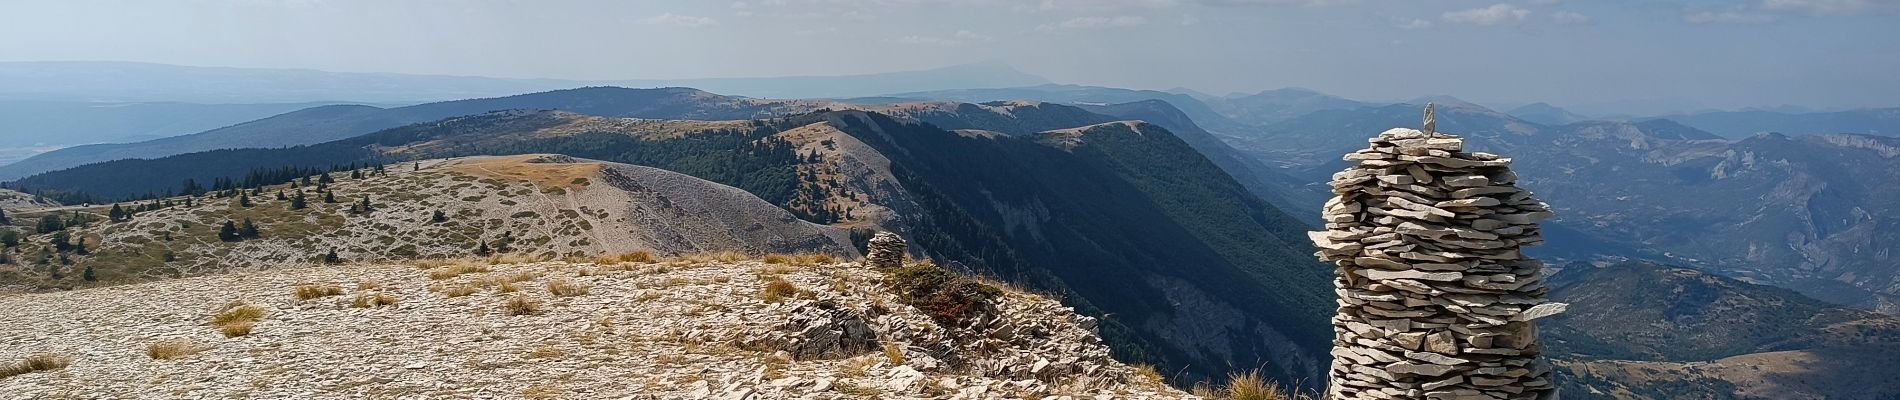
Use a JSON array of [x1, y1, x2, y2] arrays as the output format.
[[2, 0, 1897, 110]]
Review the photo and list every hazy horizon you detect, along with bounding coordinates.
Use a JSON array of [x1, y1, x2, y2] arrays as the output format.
[[3, 0, 1898, 111]]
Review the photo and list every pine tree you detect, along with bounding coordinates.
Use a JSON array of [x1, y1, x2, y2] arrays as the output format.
[[82, 265, 96, 282], [322, 249, 339, 264], [218, 220, 240, 242], [475, 240, 492, 256], [431, 210, 447, 223], [290, 191, 308, 210], [0, 207, 10, 224], [238, 193, 252, 208], [37, 215, 63, 233], [276, 191, 287, 201], [351, 170, 362, 179], [73, 237, 88, 255], [51, 231, 73, 252], [357, 196, 373, 214], [324, 191, 337, 203], [0, 230, 17, 247], [318, 173, 334, 184], [239, 218, 259, 238]]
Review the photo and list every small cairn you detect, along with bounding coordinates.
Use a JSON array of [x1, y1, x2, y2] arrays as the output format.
[[864, 232, 907, 270], [1309, 114, 1565, 400]]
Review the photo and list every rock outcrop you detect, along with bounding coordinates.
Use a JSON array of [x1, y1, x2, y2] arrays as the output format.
[[1310, 127, 1563, 400], [0, 258, 1184, 398]]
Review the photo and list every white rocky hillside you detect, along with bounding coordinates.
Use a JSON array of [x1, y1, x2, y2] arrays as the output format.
[[0, 256, 1191, 399], [0, 154, 854, 291]]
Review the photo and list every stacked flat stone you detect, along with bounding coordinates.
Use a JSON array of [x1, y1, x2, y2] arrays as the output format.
[[864, 232, 907, 270], [1309, 128, 1565, 400]]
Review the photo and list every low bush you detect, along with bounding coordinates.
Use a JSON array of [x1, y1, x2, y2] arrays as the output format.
[[885, 263, 1001, 325]]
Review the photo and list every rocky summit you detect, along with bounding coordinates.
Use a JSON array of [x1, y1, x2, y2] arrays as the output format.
[[1311, 127, 1562, 400], [0, 256, 1187, 399]]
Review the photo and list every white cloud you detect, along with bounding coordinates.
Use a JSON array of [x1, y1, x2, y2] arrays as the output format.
[[1037, 15, 1149, 31], [1442, 4, 1530, 25], [1761, 0, 1875, 15], [883, 30, 994, 46], [640, 13, 720, 28], [1550, 10, 1589, 24], [1395, 18, 1433, 29], [1683, 10, 1776, 24]]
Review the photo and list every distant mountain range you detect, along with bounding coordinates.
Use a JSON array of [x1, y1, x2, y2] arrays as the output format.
[[1227, 99, 1900, 315], [1656, 108, 1900, 138], [1546, 262, 1900, 399], [0, 61, 1048, 103]]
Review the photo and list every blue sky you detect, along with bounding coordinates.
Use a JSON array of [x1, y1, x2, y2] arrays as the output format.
[[2, 0, 1896, 110]]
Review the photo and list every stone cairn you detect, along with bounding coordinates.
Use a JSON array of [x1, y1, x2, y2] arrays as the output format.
[[864, 232, 907, 270], [1309, 112, 1566, 400]]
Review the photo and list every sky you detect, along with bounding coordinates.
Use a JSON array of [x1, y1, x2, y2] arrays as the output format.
[[2, 0, 1897, 110]]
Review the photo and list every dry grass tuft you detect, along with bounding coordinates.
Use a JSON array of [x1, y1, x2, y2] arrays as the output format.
[[504, 295, 541, 316], [546, 278, 591, 297], [525, 344, 566, 359], [761, 277, 797, 303], [292, 283, 344, 300], [146, 339, 209, 360], [616, 251, 655, 263], [762, 253, 794, 265], [675, 251, 747, 263], [497, 281, 521, 293], [428, 263, 491, 280], [442, 284, 479, 297], [1190, 369, 1310, 400], [357, 279, 382, 290], [486, 253, 539, 265], [212, 303, 265, 337], [212, 303, 266, 325], [351, 292, 400, 308], [220, 320, 254, 337], [883, 342, 906, 364], [1131, 363, 1167, 386], [0, 353, 71, 379]]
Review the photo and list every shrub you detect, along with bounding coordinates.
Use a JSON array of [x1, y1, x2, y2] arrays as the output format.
[[146, 339, 209, 360], [0, 353, 70, 379], [546, 279, 590, 297], [504, 295, 540, 316], [761, 277, 797, 303], [885, 263, 1001, 325], [762, 253, 794, 265], [292, 284, 344, 300]]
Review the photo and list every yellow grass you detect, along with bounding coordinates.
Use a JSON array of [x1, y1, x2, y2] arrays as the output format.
[[292, 283, 344, 300], [351, 292, 400, 308], [504, 295, 541, 316], [0, 353, 70, 379], [146, 339, 209, 360], [546, 278, 591, 297], [761, 277, 797, 303]]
